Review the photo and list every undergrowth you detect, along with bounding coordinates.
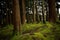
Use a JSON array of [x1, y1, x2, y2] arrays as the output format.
[[0, 22, 60, 40]]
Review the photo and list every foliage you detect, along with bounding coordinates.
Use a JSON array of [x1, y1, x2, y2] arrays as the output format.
[[0, 22, 60, 40], [0, 24, 13, 40], [11, 22, 60, 40], [11, 34, 33, 40], [21, 22, 44, 33]]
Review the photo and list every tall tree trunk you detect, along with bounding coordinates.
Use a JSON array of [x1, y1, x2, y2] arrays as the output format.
[[57, 5, 60, 20], [36, 0, 40, 23], [46, 6, 49, 21], [56, 5, 59, 20], [33, 0, 36, 22], [42, 0, 45, 23], [45, 1, 49, 21], [48, 0, 57, 23], [5, 0, 9, 25], [13, 0, 21, 34], [21, 0, 26, 24]]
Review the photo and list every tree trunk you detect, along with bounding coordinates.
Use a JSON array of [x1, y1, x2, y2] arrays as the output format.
[[21, 0, 26, 24], [57, 7, 59, 20], [48, 0, 57, 23], [5, 0, 9, 25], [13, 0, 21, 34], [36, 0, 40, 23], [45, 1, 49, 21], [42, 0, 45, 23], [46, 6, 49, 21], [33, 0, 36, 23]]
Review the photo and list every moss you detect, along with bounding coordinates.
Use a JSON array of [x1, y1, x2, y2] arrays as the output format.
[[21, 23, 44, 33], [0, 22, 60, 40], [11, 34, 33, 40], [0, 24, 13, 40]]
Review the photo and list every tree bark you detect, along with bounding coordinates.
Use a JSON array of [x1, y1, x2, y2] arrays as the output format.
[[33, 0, 36, 23], [21, 0, 26, 24], [48, 0, 57, 23], [13, 0, 21, 34], [42, 0, 45, 23], [36, 0, 40, 23], [5, 0, 9, 25]]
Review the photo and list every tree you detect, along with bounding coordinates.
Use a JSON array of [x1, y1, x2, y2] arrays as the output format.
[[36, 0, 40, 23], [33, 0, 36, 22], [56, 3, 60, 20], [4, 0, 9, 25], [48, 0, 57, 22], [45, 0, 49, 21], [42, 0, 45, 23], [6, 0, 13, 24], [20, 0, 26, 24], [13, 0, 21, 34]]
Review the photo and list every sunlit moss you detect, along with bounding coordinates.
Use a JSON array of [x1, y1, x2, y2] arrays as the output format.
[[21, 23, 44, 33]]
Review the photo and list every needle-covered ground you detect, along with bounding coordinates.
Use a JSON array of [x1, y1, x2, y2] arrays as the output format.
[[0, 22, 60, 40]]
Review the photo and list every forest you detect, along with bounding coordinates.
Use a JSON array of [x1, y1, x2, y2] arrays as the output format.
[[0, 0, 60, 40]]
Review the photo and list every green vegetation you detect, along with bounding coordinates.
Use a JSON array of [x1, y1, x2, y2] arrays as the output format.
[[0, 22, 60, 40], [0, 24, 13, 40], [21, 22, 44, 33]]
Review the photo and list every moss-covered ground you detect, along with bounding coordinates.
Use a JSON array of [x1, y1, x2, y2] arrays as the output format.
[[0, 22, 60, 40]]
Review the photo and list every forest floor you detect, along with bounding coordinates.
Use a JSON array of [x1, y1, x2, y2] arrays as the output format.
[[0, 22, 60, 40]]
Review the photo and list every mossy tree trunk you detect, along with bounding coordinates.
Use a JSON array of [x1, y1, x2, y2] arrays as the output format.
[[13, 0, 21, 34]]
